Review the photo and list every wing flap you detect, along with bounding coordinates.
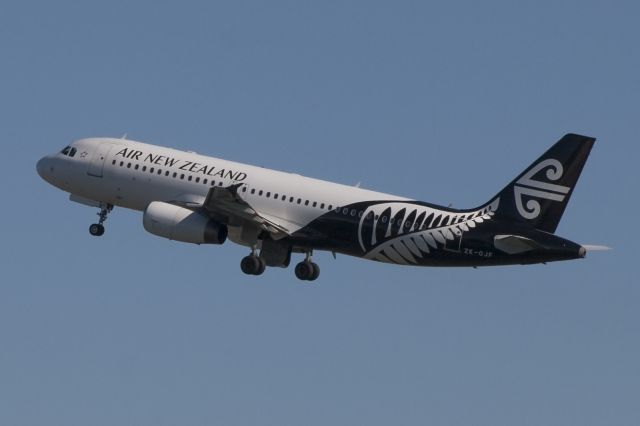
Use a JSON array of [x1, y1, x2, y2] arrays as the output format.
[[200, 184, 294, 239]]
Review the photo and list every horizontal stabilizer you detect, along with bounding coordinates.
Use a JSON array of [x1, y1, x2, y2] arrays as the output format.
[[494, 234, 542, 254]]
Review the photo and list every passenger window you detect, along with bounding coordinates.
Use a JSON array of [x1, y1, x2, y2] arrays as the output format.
[[188, 176, 192, 181], [180, 174, 185, 179], [290, 197, 294, 202], [158, 169, 162, 175], [195, 177, 200, 183], [259, 190, 263, 196], [150, 168, 155, 173], [312, 202, 317, 207], [241, 186, 246, 192], [328, 205, 333, 210], [134, 164, 139, 170], [142, 166, 146, 171], [173, 172, 177, 178], [120, 161, 124, 167], [304, 200, 309, 206], [320, 203, 325, 209], [127, 163, 131, 168], [297, 199, 302, 204], [266, 192, 271, 198], [165, 171, 170, 176], [343, 208, 349, 215], [251, 189, 255, 194], [274, 193, 278, 199], [112, 160, 116, 165], [203, 179, 208, 184], [282, 195, 286, 201]]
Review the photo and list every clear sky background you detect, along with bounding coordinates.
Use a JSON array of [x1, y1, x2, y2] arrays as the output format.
[[1, 1, 638, 425]]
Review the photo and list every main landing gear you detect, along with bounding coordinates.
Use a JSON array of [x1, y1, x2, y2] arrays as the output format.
[[294, 252, 320, 282], [89, 204, 113, 237], [240, 251, 266, 276], [240, 249, 320, 281]]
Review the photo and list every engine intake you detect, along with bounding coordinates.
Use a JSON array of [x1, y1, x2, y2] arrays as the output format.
[[143, 201, 227, 244]]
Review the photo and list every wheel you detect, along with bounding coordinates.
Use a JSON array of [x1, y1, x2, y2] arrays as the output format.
[[309, 262, 320, 281], [89, 223, 105, 236], [241, 255, 258, 275], [255, 257, 266, 275], [294, 261, 315, 281], [240, 255, 266, 275]]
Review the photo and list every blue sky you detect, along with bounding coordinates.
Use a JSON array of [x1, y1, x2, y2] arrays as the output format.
[[1, 1, 638, 425]]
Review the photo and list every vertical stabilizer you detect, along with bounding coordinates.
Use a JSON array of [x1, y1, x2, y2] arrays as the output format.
[[490, 134, 595, 233]]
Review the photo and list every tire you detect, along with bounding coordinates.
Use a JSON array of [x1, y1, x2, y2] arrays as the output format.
[[89, 223, 104, 236], [255, 257, 266, 275], [309, 262, 320, 281], [240, 255, 260, 275], [294, 261, 314, 281]]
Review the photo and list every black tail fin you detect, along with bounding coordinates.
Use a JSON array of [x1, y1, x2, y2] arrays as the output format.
[[490, 133, 595, 233]]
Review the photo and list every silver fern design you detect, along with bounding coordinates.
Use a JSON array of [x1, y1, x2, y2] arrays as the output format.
[[357, 198, 500, 265]]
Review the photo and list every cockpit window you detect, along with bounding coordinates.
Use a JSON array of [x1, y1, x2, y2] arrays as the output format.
[[60, 146, 77, 157]]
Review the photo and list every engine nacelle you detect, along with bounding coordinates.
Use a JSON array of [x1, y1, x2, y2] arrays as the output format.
[[143, 201, 227, 244]]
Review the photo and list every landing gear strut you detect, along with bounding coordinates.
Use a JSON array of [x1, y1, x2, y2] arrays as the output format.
[[89, 204, 113, 237], [295, 252, 320, 281], [240, 250, 266, 276]]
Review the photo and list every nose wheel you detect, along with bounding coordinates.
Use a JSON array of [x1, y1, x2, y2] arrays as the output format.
[[89, 223, 105, 236], [89, 204, 113, 237]]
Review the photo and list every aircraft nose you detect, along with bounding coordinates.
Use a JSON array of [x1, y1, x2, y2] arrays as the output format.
[[36, 156, 52, 180]]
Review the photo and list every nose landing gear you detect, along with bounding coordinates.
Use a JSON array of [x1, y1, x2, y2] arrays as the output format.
[[89, 204, 113, 237]]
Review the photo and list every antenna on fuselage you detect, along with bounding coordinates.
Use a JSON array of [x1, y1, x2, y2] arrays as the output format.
[[121, 133, 128, 139]]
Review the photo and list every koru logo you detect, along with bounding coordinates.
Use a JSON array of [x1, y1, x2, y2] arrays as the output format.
[[514, 159, 570, 219]]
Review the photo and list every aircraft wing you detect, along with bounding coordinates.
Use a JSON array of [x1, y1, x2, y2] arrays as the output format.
[[197, 184, 295, 239]]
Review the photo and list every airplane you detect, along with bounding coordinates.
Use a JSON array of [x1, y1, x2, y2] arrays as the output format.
[[37, 133, 598, 281]]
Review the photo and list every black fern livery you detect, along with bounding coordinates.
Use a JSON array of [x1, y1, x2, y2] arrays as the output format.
[[37, 133, 599, 281], [287, 134, 595, 268]]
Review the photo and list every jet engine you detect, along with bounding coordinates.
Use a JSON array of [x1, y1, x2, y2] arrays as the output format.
[[143, 201, 227, 244]]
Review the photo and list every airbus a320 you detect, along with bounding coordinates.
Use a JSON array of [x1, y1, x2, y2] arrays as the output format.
[[37, 133, 600, 281]]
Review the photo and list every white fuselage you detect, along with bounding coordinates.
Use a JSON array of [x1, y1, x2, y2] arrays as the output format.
[[37, 137, 409, 242], [36, 133, 595, 278]]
